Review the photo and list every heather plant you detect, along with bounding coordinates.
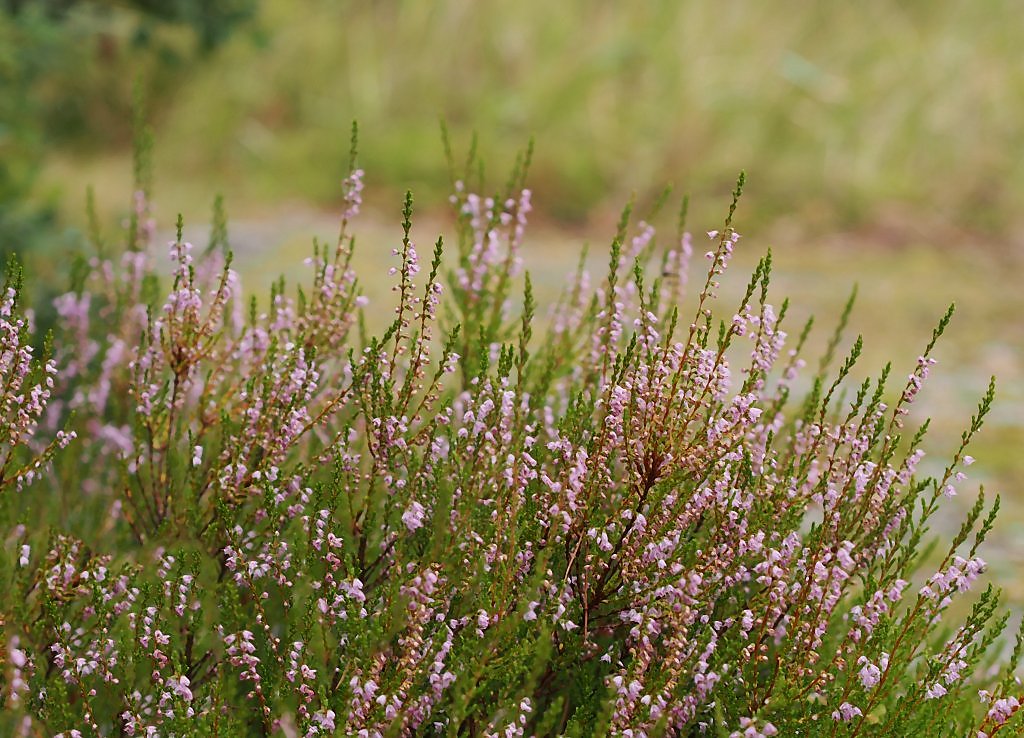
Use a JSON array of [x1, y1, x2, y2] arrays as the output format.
[[1, 129, 1022, 738]]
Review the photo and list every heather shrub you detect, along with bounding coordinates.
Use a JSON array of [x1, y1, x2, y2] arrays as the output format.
[[1, 133, 1022, 737]]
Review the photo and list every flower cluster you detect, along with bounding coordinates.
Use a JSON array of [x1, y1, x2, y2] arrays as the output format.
[[0, 144, 1020, 737], [1, 274, 75, 493]]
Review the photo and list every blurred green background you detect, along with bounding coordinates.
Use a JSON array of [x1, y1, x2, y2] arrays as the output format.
[[11, 0, 1024, 229], [2, 1, 1023, 595]]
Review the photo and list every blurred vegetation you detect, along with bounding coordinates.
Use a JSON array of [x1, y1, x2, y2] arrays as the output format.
[[0, 0, 257, 299], [14, 0, 1023, 239]]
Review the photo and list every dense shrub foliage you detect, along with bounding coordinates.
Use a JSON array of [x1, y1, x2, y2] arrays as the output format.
[[1, 139, 1022, 737]]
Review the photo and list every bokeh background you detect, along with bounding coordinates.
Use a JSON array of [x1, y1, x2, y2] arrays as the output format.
[[3, 1, 1022, 598]]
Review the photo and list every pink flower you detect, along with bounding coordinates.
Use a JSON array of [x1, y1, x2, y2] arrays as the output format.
[[166, 674, 193, 701], [832, 702, 863, 721], [523, 601, 539, 622], [987, 696, 1019, 725], [402, 500, 426, 532], [857, 657, 882, 689]]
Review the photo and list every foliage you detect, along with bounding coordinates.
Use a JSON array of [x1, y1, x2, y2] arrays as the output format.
[[0, 4, 79, 275], [0, 0, 258, 297], [58, 0, 1023, 234], [1, 0, 258, 53], [0, 135, 1022, 737]]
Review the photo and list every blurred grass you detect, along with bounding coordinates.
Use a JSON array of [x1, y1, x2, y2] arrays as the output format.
[[29, 0, 1024, 240]]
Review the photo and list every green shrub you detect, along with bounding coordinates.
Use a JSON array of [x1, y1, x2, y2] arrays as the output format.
[[0, 137, 1021, 736]]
